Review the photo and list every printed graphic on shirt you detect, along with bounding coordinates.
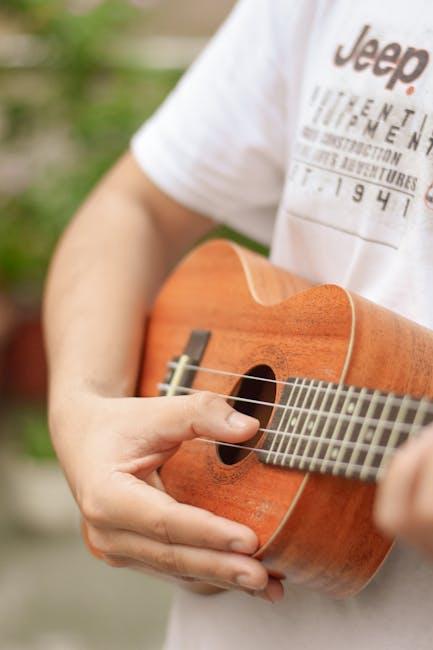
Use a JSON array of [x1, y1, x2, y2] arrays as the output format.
[[334, 24, 429, 91], [285, 20, 433, 250]]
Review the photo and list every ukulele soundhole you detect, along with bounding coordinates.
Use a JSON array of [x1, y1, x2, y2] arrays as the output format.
[[218, 364, 276, 465]]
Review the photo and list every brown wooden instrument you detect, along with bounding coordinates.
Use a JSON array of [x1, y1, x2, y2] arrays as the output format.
[[138, 239, 433, 598]]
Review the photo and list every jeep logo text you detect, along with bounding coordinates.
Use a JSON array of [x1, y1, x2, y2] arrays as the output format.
[[334, 24, 429, 90]]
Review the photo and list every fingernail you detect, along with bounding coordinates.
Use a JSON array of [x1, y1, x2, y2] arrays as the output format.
[[266, 581, 284, 603], [253, 590, 274, 603], [227, 411, 255, 430]]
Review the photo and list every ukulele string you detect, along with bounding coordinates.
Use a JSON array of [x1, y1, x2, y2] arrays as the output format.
[[252, 423, 390, 454], [158, 382, 421, 472], [157, 382, 423, 437], [194, 438, 383, 480], [167, 361, 432, 417]]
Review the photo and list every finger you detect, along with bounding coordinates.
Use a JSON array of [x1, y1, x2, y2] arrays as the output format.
[[145, 470, 166, 491], [410, 450, 433, 527], [87, 472, 258, 554], [122, 391, 260, 452], [251, 577, 285, 603], [86, 522, 283, 603], [397, 443, 433, 554], [135, 565, 284, 603], [82, 518, 104, 560], [264, 578, 284, 602], [106, 558, 284, 602], [88, 527, 269, 591], [80, 536, 199, 584], [98, 554, 194, 581], [374, 431, 433, 536]]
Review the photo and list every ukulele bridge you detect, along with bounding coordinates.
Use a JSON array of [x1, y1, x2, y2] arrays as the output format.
[[160, 329, 211, 396]]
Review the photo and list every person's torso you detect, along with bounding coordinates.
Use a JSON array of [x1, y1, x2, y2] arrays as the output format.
[[272, 0, 433, 331], [165, 2, 433, 648]]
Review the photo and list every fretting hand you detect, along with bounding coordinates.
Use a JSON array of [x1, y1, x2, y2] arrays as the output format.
[[375, 425, 433, 557]]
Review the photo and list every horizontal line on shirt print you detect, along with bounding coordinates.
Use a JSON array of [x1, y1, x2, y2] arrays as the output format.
[[292, 158, 415, 199], [287, 210, 399, 250]]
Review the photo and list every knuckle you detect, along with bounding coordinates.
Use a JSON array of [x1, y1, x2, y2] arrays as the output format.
[[170, 548, 186, 576], [85, 524, 104, 550], [220, 562, 239, 585], [156, 546, 184, 576], [152, 512, 171, 543], [86, 526, 114, 556], [81, 494, 106, 528], [155, 547, 175, 573], [192, 390, 219, 414]]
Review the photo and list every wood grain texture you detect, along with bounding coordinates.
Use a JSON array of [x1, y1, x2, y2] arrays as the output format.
[[138, 239, 433, 598]]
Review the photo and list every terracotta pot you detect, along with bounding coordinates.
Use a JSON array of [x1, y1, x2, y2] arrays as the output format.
[[0, 291, 17, 393], [2, 306, 47, 401]]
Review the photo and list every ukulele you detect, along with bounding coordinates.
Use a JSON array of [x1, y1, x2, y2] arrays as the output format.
[[138, 239, 433, 598]]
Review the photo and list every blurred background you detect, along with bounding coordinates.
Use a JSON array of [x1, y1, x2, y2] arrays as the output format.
[[0, 1, 240, 648]]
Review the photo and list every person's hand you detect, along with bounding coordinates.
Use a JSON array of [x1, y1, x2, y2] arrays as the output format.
[[50, 391, 284, 602], [375, 425, 433, 556]]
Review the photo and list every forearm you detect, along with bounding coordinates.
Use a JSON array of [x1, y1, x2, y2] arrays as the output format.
[[45, 182, 162, 405], [44, 169, 165, 493], [44, 153, 214, 413]]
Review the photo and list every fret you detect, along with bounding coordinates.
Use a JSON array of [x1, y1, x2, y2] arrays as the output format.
[[279, 378, 310, 466], [307, 382, 345, 472], [415, 397, 433, 429], [265, 377, 299, 464], [345, 388, 380, 478], [298, 381, 335, 470], [327, 386, 367, 476], [340, 387, 370, 471], [289, 379, 324, 467], [377, 394, 411, 475], [412, 396, 430, 430], [360, 392, 394, 481], [281, 378, 315, 467], [320, 385, 356, 473], [375, 395, 433, 477]]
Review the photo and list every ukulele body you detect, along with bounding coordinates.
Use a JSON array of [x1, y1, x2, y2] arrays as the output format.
[[138, 239, 433, 598]]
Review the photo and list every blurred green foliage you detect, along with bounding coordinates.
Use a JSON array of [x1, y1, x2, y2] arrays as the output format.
[[0, 0, 182, 291], [0, 0, 182, 457], [2, 402, 54, 459], [12, 404, 54, 459], [0, 0, 266, 292], [0, 1, 266, 458]]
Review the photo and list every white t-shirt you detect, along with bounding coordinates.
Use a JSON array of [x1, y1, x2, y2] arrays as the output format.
[[132, 1, 433, 647]]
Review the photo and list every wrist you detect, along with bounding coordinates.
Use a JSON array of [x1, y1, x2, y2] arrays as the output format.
[[48, 383, 102, 442]]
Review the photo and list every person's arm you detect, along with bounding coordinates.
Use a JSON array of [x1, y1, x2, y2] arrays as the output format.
[[45, 151, 213, 408], [44, 151, 283, 602]]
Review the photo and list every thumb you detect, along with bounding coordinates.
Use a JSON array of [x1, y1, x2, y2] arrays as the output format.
[[141, 391, 260, 449]]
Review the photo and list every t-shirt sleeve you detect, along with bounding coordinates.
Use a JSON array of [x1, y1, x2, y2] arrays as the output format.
[[131, 0, 287, 246]]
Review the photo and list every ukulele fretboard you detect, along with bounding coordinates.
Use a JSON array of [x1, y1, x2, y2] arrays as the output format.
[[260, 378, 433, 482]]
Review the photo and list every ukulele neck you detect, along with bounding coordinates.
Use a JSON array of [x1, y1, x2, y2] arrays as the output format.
[[260, 378, 433, 482]]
